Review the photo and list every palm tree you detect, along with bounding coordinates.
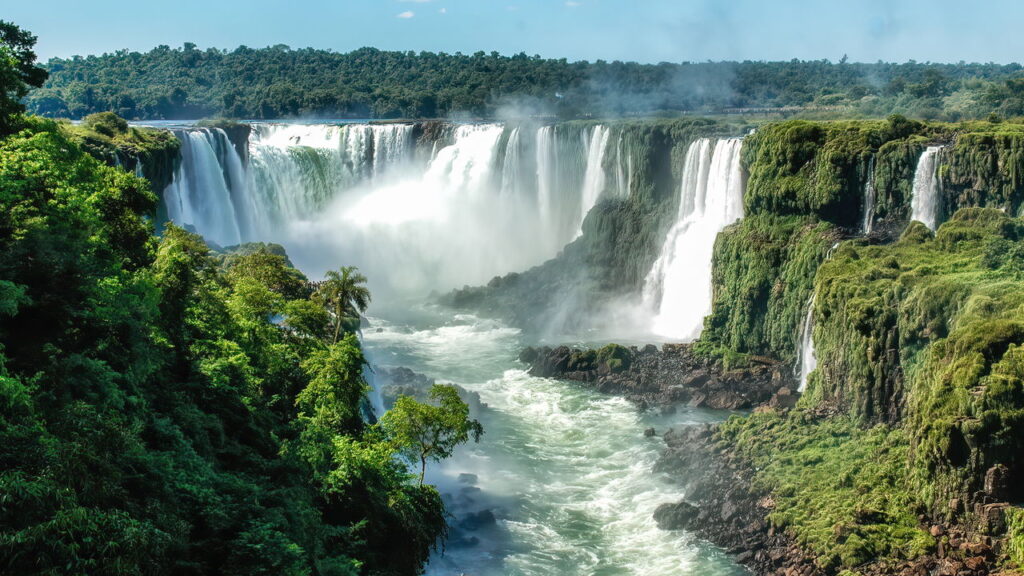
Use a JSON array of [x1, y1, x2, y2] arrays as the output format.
[[314, 266, 371, 344]]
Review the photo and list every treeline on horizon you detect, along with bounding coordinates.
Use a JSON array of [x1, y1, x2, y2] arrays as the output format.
[[27, 43, 1024, 121]]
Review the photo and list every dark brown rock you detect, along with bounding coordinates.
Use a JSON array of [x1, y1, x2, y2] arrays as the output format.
[[653, 501, 699, 530]]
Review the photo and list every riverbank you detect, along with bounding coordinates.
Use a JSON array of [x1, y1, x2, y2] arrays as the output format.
[[518, 341, 1020, 576]]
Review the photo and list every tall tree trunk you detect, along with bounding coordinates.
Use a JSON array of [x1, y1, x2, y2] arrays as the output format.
[[333, 302, 342, 344]]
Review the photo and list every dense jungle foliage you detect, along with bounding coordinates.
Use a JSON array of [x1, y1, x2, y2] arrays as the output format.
[[0, 21, 478, 576], [25, 43, 1024, 121]]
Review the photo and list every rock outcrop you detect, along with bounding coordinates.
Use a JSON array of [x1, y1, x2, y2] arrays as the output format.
[[519, 342, 790, 410]]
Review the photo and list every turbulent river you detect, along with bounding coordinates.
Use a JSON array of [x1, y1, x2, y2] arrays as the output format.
[[363, 305, 746, 576], [154, 120, 753, 575]]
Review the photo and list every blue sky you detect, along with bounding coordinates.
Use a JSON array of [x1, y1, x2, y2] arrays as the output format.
[[6, 0, 1022, 64]]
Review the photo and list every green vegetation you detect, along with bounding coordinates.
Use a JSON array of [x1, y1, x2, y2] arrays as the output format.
[[61, 111, 180, 192], [380, 384, 483, 485], [714, 209, 1024, 570], [315, 266, 372, 344], [0, 20, 47, 134], [24, 41, 1024, 121], [1008, 508, 1024, 567], [814, 209, 1024, 507], [703, 214, 838, 363], [1, 46, 477, 572], [718, 413, 932, 570], [695, 116, 1024, 570]]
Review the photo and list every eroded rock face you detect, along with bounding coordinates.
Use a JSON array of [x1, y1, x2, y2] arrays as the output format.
[[519, 342, 790, 410]]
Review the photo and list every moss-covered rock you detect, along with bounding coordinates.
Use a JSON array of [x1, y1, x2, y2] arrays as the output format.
[[701, 214, 840, 363], [808, 209, 1024, 515], [717, 412, 933, 570], [62, 112, 180, 194]]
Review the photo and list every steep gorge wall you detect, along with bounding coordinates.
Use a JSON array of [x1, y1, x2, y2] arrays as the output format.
[[447, 118, 750, 332], [701, 119, 1024, 366]]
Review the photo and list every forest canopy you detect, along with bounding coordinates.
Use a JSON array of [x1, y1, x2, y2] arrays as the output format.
[[26, 43, 1024, 121]]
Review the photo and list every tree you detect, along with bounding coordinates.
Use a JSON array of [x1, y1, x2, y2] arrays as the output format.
[[314, 266, 371, 344], [380, 384, 483, 485], [0, 21, 47, 134]]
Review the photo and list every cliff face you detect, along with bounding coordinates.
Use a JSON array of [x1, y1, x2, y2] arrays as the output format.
[[692, 121, 1024, 574], [445, 117, 750, 333]]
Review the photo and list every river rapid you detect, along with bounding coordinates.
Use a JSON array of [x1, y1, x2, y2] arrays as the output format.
[[362, 304, 747, 576]]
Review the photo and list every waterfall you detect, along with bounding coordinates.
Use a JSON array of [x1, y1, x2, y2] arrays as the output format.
[[163, 128, 247, 247], [163, 121, 614, 295], [910, 146, 944, 231], [535, 126, 555, 230], [578, 125, 612, 230], [795, 241, 838, 393], [500, 127, 522, 197], [371, 124, 415, 178], [862, 156, 875, 234], [611, 132, 633, 200], [643, 138, 745, 340], [796, 296, 816, 393]]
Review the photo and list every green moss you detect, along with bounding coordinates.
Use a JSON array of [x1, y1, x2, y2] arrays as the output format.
[[595, 343, 632, 373], [811, 208, 1024, 508], [741, 118, 938, 228], [1008, 507, 1024, 567], [61, 112, 180, 193], [701, 214, 840, 363], [718, 412, 933, 570]]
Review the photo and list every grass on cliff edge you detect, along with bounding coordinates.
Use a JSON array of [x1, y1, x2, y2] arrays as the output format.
[[718, 412, 933, 570]]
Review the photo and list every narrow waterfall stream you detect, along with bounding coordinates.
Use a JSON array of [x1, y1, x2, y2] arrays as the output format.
[[910, 145, 945, 231], [158, 121, 750, 576]]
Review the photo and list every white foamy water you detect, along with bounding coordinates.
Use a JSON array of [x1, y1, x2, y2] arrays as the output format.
[[163, 122, 620, 296], [643, 138, 745, 340], [363, 309, 746, 576], [863, 156, 876, 234], [910, 145, 944, 231], [796, 296, 816, 393]]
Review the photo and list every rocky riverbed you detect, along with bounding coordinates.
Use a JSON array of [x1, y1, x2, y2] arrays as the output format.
[[519, 343, 1014, 576], [518, 342, 796, 411]]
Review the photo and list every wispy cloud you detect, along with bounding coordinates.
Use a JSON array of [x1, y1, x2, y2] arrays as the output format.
[[565, 1, 583, 6], [506, 5, 519, 11], [438, 7, 447, 14], [396, 10, 415, 18]]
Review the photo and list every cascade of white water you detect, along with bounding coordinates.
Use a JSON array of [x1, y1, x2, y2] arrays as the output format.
[[862, 156, 876, 234], [797, 296, 816, 393], [612, 133, 634, 200], [163, 128, 245, 247], [643, 137, 745, 340], [164, 121, 611, 295], [578, 125, 612, 230], [910, 145, 944, 231], [371, 124, 415, 178], [535, 126, 555, 230], [500, 127, 522, 197]]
